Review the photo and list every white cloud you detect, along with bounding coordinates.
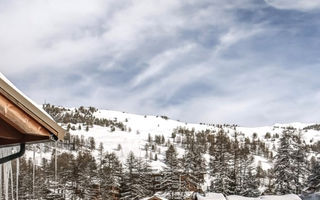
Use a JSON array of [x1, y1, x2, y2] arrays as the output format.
[[131, 43, 196, 87], [1, 0, 319, 126], [214, 25, 264, 55], [264, 0, 320, 11], [0, 0, 110, 73], [159, 66, 320, 126]]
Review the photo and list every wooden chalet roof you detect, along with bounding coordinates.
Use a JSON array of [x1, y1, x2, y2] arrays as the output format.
[[0, 73, 65, 146]]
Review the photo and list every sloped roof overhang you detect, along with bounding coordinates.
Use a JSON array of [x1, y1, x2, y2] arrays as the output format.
[[0, 75, 65, 147]]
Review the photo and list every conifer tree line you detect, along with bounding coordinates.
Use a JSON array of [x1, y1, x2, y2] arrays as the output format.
[[11, 125, 320, 200], [11, 105, 314, 199], [43, 104, 127, 132], [171, 127, 319, 196]]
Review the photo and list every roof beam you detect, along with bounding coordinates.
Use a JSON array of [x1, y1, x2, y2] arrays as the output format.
[[0, 93, 50, 137], [0, 117, 23, 140], [0, 136, 49, 146], [0, 78, 65, 140]]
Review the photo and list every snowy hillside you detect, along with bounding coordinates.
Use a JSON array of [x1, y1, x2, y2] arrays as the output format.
[[39, 104, 320, 172], [60, 107, 320, 170], [18, 104, 320, 199]]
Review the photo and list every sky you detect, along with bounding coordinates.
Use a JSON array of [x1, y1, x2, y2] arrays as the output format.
[[1, 0, 320, 126]]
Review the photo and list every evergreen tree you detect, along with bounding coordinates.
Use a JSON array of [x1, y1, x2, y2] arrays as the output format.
[[306, 158, 320, 193], [55, 152, 75, 195], [182, 137, 206, 191], [100, 152, 123, 199], [292, 131, 309, 194], [240, 156, 261, 197], [73, 151, 97, 199], [229, 131, 242, 194], [274, 130, 310, 194], [264, 169, 275, 195], [135, 158, 153, 198], [154, 153, 158, 161], [163, 144, 180, 199], [89, 137, 96, 150], [98, 142, 104, 168], [121, 152, 151, 200], [18, 157, 33, 199], [274, 131, 295, 194], [209, 130, 233, 195]]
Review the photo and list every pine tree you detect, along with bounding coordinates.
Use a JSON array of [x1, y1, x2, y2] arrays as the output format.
[[100, 152, 123, 199], [229, 131, 242, 194], [163, 144, 180, 199], [242, 169, 261, 197], [240, 155, 261, 197], [148, 133, 152, 143], [274, 130, 310, 194], [54, 152, 75, 197], [209, 130, 233, 195], [292, 131, 309, 194], [185, 142, 205, 184], [154, 154, 158, 161], [120, 152, 137, 199], [73, 151, 97, 199], [121, 152, 150, 200], [135, 158, 153, 198], [18, 157, 33, 199], [264, 169, 275, 195], [89, 137, 96, 150], [274, 131, 295, 194], [98, 142, 104, 169], [306, 158, 320, 193]]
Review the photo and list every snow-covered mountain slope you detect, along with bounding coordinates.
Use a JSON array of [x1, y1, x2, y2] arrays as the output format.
[[49, 107, 320, 172], [20, 105, 320, 197]]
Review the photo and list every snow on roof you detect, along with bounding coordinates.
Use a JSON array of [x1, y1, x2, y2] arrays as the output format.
[[226, 195, 260, 200], [0, 72, 65, 140], [198, 193, 226, 200], [197, 194, 302, 200], [260, 194, 302, 200], [0, 72, 53, 120]]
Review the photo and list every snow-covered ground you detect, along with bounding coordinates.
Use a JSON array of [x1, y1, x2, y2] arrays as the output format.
[[196, 193, 303, 200], [24, 107, 320, 175], [198, 193, 226, 200], [21, 107, 320, 199], [61, 109, 320, 170]]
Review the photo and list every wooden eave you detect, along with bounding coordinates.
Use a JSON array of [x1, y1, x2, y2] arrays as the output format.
[[0, 77, 65, 146]]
